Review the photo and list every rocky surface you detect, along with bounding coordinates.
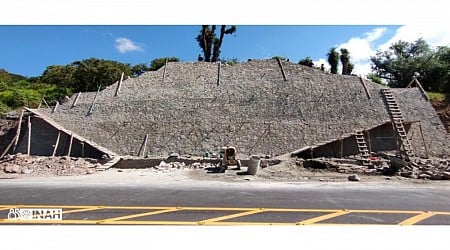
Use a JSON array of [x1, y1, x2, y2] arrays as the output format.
[[300, 155, 450, 180], [0, 154, 101, 177], [2, 153, 449, 183]]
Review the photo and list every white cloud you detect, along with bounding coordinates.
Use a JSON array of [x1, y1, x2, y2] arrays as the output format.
[[315, 26, 450, 78], [379, 25, 450, 51], [115, 37, 143, 53], [365, 27, 386, 42], [337, 28, 387, 76]]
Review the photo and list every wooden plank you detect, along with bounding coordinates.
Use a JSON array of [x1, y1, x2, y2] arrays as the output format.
[[216, 61, 221, 86], [52, 102, 59, 113], [115, 72, 124, 97], [72, 92, 81, 108], [27, 116, 31, 155], [276, 58, 287, 81], [52, 131, 61, 157], [359, 77, 371, 99], [162, 58, 168, 82], [12, 109, 24, 153], [42, 98, 50, 108], [67, 133, 74, 157], [87, 86, 101, 115], [138, 134, 149, 157], [418, 123, 429, 158]]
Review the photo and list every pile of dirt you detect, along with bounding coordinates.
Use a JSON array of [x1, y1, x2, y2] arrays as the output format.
[[432, 97, 450, 132], [0, 154, 101, 178]]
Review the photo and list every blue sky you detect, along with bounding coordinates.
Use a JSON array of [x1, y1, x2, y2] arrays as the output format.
[[0, 25, 399, 77], [1, 1, 449, 78]]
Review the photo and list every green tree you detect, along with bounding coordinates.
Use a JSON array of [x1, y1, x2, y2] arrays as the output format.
[[340, 48, 354, 75], [71, 58, 132, 92], [149, 57, 180, 71], [370, 38, 449, 92], [327, 47, 339, 74], [298, 57, 314, 67], [196, 25, 236, 62], [41, 65, 76, 88], [367, 73, 384, 85]]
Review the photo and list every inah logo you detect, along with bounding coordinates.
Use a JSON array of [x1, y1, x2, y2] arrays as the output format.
[[7, 208, 63, 220]]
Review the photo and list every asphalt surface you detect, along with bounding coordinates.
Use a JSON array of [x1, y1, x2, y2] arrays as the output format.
[[1, 180, 450, 225]]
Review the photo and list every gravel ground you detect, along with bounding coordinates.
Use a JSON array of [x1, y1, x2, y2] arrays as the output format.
[[1, 154, 448, 187]]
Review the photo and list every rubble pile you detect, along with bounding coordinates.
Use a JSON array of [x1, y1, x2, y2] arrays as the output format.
[[302, 155, 450, 180], [153, 161, 216, 170], [0, 153, 101, 177]]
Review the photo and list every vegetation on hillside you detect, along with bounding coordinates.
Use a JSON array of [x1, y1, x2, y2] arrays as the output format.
[[371, 38, 450, 93], [0, 57, 179, 114]]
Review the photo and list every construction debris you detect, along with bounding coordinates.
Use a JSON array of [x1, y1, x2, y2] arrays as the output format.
[[0, 153, 102, 177], [300, 154, 449, 180]]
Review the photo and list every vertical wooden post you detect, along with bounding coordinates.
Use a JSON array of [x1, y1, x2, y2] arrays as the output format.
[[217, 61, 221, 86], [72, 92, 81, 108], [138, 134, 149, 157], [42, 98, 50, 108], [276, 58, 287, 82], [115, 73, 124, 96], [418, 123, 429, 158], [12, 109, 24, 153], [366, 130, 372, 154], [52, 102, 59, 113], [339, 138, 344, 158], [163, 58, 168, 82], [87, 86, 100, 115], [27, 116, 31, 156], [67, 133, 74, 157], [52, 131, 61, 157]]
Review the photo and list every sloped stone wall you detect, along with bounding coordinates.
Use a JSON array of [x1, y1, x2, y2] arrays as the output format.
[[34, 60, 448, 157]]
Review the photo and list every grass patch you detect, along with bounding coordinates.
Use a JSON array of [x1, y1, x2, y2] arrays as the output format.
[[427, 92, 447, 103]]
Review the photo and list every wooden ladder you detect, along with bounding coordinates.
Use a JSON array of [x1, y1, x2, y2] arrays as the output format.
[[381, 88, 415, 160], [355, 130, 372, 166]]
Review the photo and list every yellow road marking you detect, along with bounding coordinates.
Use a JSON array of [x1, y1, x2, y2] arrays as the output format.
[[398, 212, 436, 225], [1, 205, 450, 225], [199, 208, 265, 224], [97, 208, 180, 223], [297, 210, 350, 225], [0, 207, 14, 212], [62, 207, 104, 214]]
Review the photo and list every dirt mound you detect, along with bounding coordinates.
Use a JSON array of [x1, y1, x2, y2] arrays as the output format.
[[0, 154, 101, 178], [432, 98, 450, 133]]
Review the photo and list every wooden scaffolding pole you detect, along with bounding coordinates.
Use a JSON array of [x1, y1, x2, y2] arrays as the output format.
[[115, 72, 124, 97], [138, 134, 149, 157], [72, 92, 81, 108], [418, 123, 429, 158], [163, 58, 168, 82], [67, 133, 74, 157], [52, 131, 61, 157], [12, 109, 24, 153], [27, 116, 31, 155]]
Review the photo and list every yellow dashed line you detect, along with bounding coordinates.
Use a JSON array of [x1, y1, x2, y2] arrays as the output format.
[[398, 212, 436, 225], [97, 208, 180, 223], [0, 207, 14, 212], [63, 207, 104, 214], [199, 208, 265, 225], [297, 210, 350, 225], [1, 205, 449, 225]]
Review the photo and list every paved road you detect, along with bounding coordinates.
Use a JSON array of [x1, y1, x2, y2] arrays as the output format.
[[1, 180, 449, 225]]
